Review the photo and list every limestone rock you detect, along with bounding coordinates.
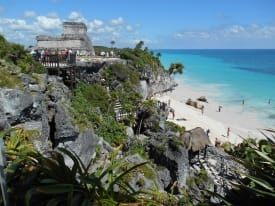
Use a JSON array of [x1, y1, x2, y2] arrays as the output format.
[[54, 104, 79, 143], [0, 89, 34, 125], [197, 96, 208, 102], [58, 129, 100, 167]]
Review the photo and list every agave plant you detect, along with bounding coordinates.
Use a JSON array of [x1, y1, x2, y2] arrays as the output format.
[[1, 128, 159, 205], [25, 145, 151, 206], [210, 138, 275, 205]]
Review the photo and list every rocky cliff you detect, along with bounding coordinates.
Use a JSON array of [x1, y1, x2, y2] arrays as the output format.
[[0, 57, 244, 205]]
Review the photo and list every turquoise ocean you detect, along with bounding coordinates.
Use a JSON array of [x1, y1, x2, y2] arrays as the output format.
[[156, 49, 275, 128]]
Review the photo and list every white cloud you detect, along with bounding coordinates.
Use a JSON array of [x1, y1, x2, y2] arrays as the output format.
[[0, 13, 141, 48], [47, 12, 59, 19], [67, 11, 87, 24], [24, 11, 36, 18], [126, 25, 133, 31], [176, 24, 275, 40], [36, 16, 62, 30], [69, 11, 82, 20], [8, 19, 33, 30], [128, 38, 155, 47], [110, 17, 124, 26], [88, 19, 105, 34], [176, 31, 210, 39]]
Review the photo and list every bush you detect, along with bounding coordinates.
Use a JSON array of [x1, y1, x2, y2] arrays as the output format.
[[71, 82, 112, 130], [97, 116, 127, 146], [165, 121, 185, 133], [0, 34, 46, 74]]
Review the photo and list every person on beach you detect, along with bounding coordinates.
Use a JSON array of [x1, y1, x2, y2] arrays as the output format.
[[227, 127, 230, 137], [201, 105, 204, 115], [242, 99, 245, 105], [206, 129, 210, 137], [215, 138, 221, 147], [218, 105, 222, 112], [169, 107, 175, 120]]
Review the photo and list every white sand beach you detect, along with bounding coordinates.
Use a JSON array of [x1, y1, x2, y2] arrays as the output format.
[[153, 80, 269, 146]]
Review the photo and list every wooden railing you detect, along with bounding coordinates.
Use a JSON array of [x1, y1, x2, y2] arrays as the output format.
[[41, 53, 76, 68]]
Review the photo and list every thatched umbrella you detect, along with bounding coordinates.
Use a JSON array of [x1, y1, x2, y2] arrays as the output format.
[[179, 127, 211, 152]]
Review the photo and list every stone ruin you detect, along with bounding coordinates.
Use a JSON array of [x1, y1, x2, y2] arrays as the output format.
[[36, 22, 95, 55]]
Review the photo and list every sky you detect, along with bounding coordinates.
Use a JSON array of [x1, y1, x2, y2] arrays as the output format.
[[0, 0, 275, 49]]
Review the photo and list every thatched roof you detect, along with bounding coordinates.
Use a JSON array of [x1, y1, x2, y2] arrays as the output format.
[[179, 127, 211, 152]]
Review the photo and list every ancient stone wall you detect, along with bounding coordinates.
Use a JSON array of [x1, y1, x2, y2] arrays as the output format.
[[36, 22, 94, 54], [63, 22, 87, 35]]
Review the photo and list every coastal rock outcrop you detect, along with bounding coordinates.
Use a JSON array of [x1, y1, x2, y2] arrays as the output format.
[[146, 131, 189, 190], [0, 89, 34, 125], [186, 98, 204, 109], [197, 96, 208, 103]]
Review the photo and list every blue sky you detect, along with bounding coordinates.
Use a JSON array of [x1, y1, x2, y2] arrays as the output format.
[[0, 0, 275, 49]]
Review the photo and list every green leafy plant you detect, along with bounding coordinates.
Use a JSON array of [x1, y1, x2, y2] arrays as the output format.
[[97, 116, 127, 146], [0, 34, 46, 74], [25, 146, 151, 206], [0, 66, 22, 88], [165, 121, 185, 133], [210, 138, 275, 205], [1, 128, 160, 205], [168, 62, 184, 76]]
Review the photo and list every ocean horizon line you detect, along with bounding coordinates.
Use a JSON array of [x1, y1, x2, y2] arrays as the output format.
[[154, 48, 275, 51]]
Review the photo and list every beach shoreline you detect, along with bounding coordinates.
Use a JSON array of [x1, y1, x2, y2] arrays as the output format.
[[153, 79, 269, 146]]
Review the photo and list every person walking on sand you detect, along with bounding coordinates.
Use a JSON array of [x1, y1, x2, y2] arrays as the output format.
[[227, 127, 230, 137], [215, 138, 221, 147], [206, 129, 210, 137], [201, 105, 204, 115], [218, 105, 222, 112]]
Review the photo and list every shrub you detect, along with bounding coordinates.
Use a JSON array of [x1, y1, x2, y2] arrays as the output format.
[[0, 67, 22, 88], [97, 116, 127, 146], [165, 121, 185, 133]]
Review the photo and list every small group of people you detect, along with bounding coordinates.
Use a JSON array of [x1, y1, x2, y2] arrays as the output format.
[[30, 48, 78, 63]]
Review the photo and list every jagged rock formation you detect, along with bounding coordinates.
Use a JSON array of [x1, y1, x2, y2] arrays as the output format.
[[0, 57, 245, 204]]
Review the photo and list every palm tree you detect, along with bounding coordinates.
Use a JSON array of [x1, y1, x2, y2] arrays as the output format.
[[168, 62, 184, 75], [156, 52, 161, 59], [110, 40, 115, 48], [135, 40, 144, 50]]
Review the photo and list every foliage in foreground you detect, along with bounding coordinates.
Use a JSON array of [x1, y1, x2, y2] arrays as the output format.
[[221, 138, 275, 205], [1, 129, 165, 206]]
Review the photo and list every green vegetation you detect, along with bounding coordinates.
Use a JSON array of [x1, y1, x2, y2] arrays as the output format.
[[0, 34, 46, 74], [165, 121, 185, 133], [1, 130, 160, 206], [104, 63, 140, 85], [168, 138, 184, 151], [126, 138, 149, 159], [0, 66, 22, 88], [97, 116, 127, 146], [93, 45, 118, 56], [70, 82, 111, 130], [168, 62, 184, 75], [119, 41, 163, 73], [217, 138, 275, 205]]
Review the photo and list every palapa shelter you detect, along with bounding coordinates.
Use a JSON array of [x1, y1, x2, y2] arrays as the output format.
[[179, 127, 211, 152]]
